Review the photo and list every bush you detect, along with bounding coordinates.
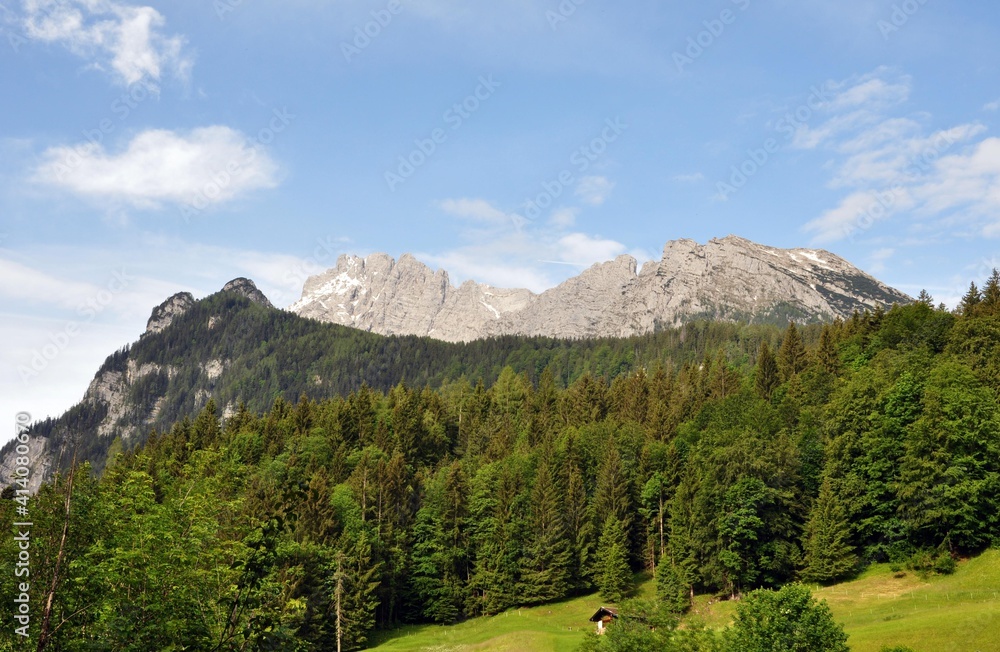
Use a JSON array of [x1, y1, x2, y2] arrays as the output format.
[[724, 584, 849, 652], [905, 548, 956, 578]]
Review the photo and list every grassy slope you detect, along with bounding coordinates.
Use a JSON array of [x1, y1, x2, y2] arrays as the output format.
[[693, 550, 1000, 652], [370, 553, 1000, 651], [368, 591, 600, 652]]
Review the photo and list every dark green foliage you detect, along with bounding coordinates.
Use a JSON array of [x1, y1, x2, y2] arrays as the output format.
[[656, 555, 691, 614], [725, 584, 849, 652], [778, 322, 808, 381], [11, 269, 1000, 649], [520, 457, 573, 604], [718, 477, 769, 596], [801, 477, 857, 584], [754, 342, 780, 400], [596, 516, 632, 603], [897, 361, 1000, 551]]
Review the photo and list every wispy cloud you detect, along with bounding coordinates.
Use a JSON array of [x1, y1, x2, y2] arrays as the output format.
[[984, 99, 1000, 112], [799, 68, 1000, 244], [575, 175, 615, 205], [20, 0, 193, 88], [438, 197, 511, 223], [672, 172, 705, 183], [32, 127, 280, 211], [426, 197, 633, 291]]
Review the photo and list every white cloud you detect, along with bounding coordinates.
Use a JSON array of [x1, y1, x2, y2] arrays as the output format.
[[799, 68, 1000, 243], [32, 127, 281, 210], [438, 197, 512, 223], [424, 197, 634, 291], [984, 99, 1000, 112], [549, 207, 578, 227], [672, 172, 705, 183], [21, 0, 193, 88], [804, 189, 913, 244], [791, 69, 912, 151], [0, 257, 104, 308], [555, 232, 626, 265], [575, 175, 615, 205]]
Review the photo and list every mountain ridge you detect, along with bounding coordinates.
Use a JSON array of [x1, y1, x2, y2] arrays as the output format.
[[291, 235, 911, 341]]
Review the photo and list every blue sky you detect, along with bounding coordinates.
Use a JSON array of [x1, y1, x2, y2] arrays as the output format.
[[3, 0, 1000, 439]]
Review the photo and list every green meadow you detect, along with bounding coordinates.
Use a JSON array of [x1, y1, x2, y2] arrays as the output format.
[[370, 550, 1000, 652]]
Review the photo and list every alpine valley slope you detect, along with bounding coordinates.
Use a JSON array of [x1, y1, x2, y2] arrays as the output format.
[[291, 236, 911, 342]]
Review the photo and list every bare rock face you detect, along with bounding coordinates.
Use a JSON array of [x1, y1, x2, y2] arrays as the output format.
[[291, 236, 911, 341], [222, 278, 274, 309], [145, 292, 195, 335], [290, 253, 532, 342], [0, 435, 51, 494]]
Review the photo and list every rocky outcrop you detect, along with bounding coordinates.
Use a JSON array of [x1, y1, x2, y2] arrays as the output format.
[[0, 435, 52, 494], [145, 292, 195, 335], [291, 236, 911, 341], [291, 253, 532, 342], [222, 278, 274, 309]]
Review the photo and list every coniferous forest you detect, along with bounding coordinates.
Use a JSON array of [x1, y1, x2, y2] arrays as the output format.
[[4, 274, 1000, 650]]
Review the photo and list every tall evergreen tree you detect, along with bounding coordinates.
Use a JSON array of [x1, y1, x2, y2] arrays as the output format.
[[328, 527, 382, 651], [754, 342, 781, 400], [594, 445, 632, 532], [595, 516, 632, 603], [816, 325, 839, 374], [655, 554, 691, 614], [778, 323, 808, 381], [563, 443, 596, 592], [959, 281, 982, 317], [801, 477, 857, 584], [519, 458, 572, 603], [983, 269, 1000, 313], [897, 362, 1000, 551]]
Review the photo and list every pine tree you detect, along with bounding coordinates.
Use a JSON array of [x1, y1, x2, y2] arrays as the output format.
[[959, 282, 982, 317], [754, 342, 780, 400], [655, 554, 691, 614], [778, 322, 808, 381], [596, 516, 632, 603], [520, 458, 572, 603], [563, 445, 596, 592], [816, 325, 839, 374], [801, 477, 857, 584], [594, 445, 632, 529], [983, 269, 1000, 314], [191, 398, 221, 449], [916, 289, 934, 307], [329, 528, 382, 651]]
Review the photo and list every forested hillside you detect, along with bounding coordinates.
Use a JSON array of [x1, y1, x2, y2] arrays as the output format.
[[4, 274, 1000, 650], [6, 288, 799, 479]]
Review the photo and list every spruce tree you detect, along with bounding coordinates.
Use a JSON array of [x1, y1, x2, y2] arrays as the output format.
[[594, 445, 632, 535], [596, 516, 632, 602], [754, 341, 780, 400], [816, 325, 839, 374], [564, 446, 596, 591], [778, 323, 808, 381], [983, 269, 1000, 314], [959, 282, 982, 317], [520, 458, 572, 603], [801, 477, 857, 584], [655, 554, 691, 614]]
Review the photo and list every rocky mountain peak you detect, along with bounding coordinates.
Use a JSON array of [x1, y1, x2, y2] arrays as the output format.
[[222, 278, 274, 309], [145, 292, 195, 335], [290, 237, 912, 342]]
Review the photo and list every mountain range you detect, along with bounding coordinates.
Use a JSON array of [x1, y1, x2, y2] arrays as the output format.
[[2, 236, 911, 490], [290, 236, 910, 341]]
